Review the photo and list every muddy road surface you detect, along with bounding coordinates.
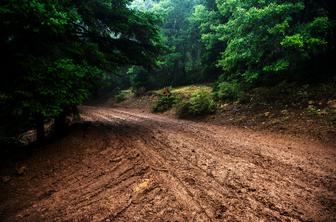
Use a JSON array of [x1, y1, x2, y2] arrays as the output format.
[[1, 106, 335, 221]]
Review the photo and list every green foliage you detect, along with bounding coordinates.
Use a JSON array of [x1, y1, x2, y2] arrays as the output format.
[[196, 0, 335, 84], [0, 0, 162, 139], [127, 0, 335, 90], [176, 91, 216, 117], [130, 0, 209, 87], [1, 0, 335, 142], [189, 91, 216, 115], [115, 89, 133, 103], [152, 95, 177, 113], [115, 93, 127, 103], [175, 101, 191, 118], [23, 58, 103, 118], [128, 66, 151, 93], [213, 81, 242, 101]]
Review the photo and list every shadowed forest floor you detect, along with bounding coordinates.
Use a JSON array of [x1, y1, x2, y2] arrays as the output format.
[[0, 106, 335, 221]]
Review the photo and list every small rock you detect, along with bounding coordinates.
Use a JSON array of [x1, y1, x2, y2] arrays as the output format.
[[264, 112, 270, 117], [220, 103, 230, 111], [281, 109, 288, 115], [239, 188, 247, 193]]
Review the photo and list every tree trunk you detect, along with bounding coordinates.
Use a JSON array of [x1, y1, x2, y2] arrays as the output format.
[[36, 114, 45, 143], [54, 112, 67, 137]]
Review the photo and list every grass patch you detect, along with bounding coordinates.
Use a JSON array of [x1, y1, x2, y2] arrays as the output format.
[[152, 85, 212, 97]]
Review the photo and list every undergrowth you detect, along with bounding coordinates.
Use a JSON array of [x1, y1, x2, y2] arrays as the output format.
[[151, 95, 178, 113]]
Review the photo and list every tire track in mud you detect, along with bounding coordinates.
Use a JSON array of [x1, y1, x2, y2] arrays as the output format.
[[84, 107, 336, 193], [0, 106, 335, 222], [84, 108, 216, 221], [81, 106, 336, 221]]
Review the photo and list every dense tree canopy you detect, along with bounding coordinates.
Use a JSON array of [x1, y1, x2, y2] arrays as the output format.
[[0, 0, 162, 140], [129, 0, 209, 89], [129, 0, 335, 90], [1, 0, 335, 142], [206, 0, 335, 84]]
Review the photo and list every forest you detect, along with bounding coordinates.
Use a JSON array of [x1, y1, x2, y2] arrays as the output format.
[[0, 0, 336, 221], [0, 0, 335, 143], [128, 0, 335, 88]]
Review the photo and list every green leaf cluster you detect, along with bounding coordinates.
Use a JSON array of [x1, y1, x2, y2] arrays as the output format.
[[195, 0, 335, 84], [0, 0, 162, 139]]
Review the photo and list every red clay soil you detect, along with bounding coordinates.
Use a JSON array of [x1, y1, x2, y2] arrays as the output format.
[[0, 106, 335, 221]]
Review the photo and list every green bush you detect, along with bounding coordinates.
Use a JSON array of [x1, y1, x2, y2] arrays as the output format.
[[115, 92, 127, 103], [151, 95, 177, 113], [176, 91, 216, 117], [115, 89, 134, 103], [175, 101, 191, 118], [214, 81, 242, 101]]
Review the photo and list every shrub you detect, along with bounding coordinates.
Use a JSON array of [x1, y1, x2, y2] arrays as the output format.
[[176, 91, 216, 117], [115, 92, 127, 103], [175, 101, 191, 118], [151, 95, 177, 113], [214, 81, 242, 101], [115, 89, 133, 103]]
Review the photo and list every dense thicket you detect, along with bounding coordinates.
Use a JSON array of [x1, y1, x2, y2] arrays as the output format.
[[129, 0, 335, 91], [0, 0, 161, 141], [129, 0, 209, 90], [203, 0, 335, 84]]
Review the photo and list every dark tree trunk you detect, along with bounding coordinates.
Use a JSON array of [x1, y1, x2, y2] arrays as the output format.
[[36, 114, 45, 143], [54, 112, 67, 137]]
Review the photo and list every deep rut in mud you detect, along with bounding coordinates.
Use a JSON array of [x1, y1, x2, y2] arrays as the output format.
[[1, 106, 335, 221]]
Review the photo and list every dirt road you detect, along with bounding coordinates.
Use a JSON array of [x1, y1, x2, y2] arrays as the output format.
[[1, 106, 335, 221]]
